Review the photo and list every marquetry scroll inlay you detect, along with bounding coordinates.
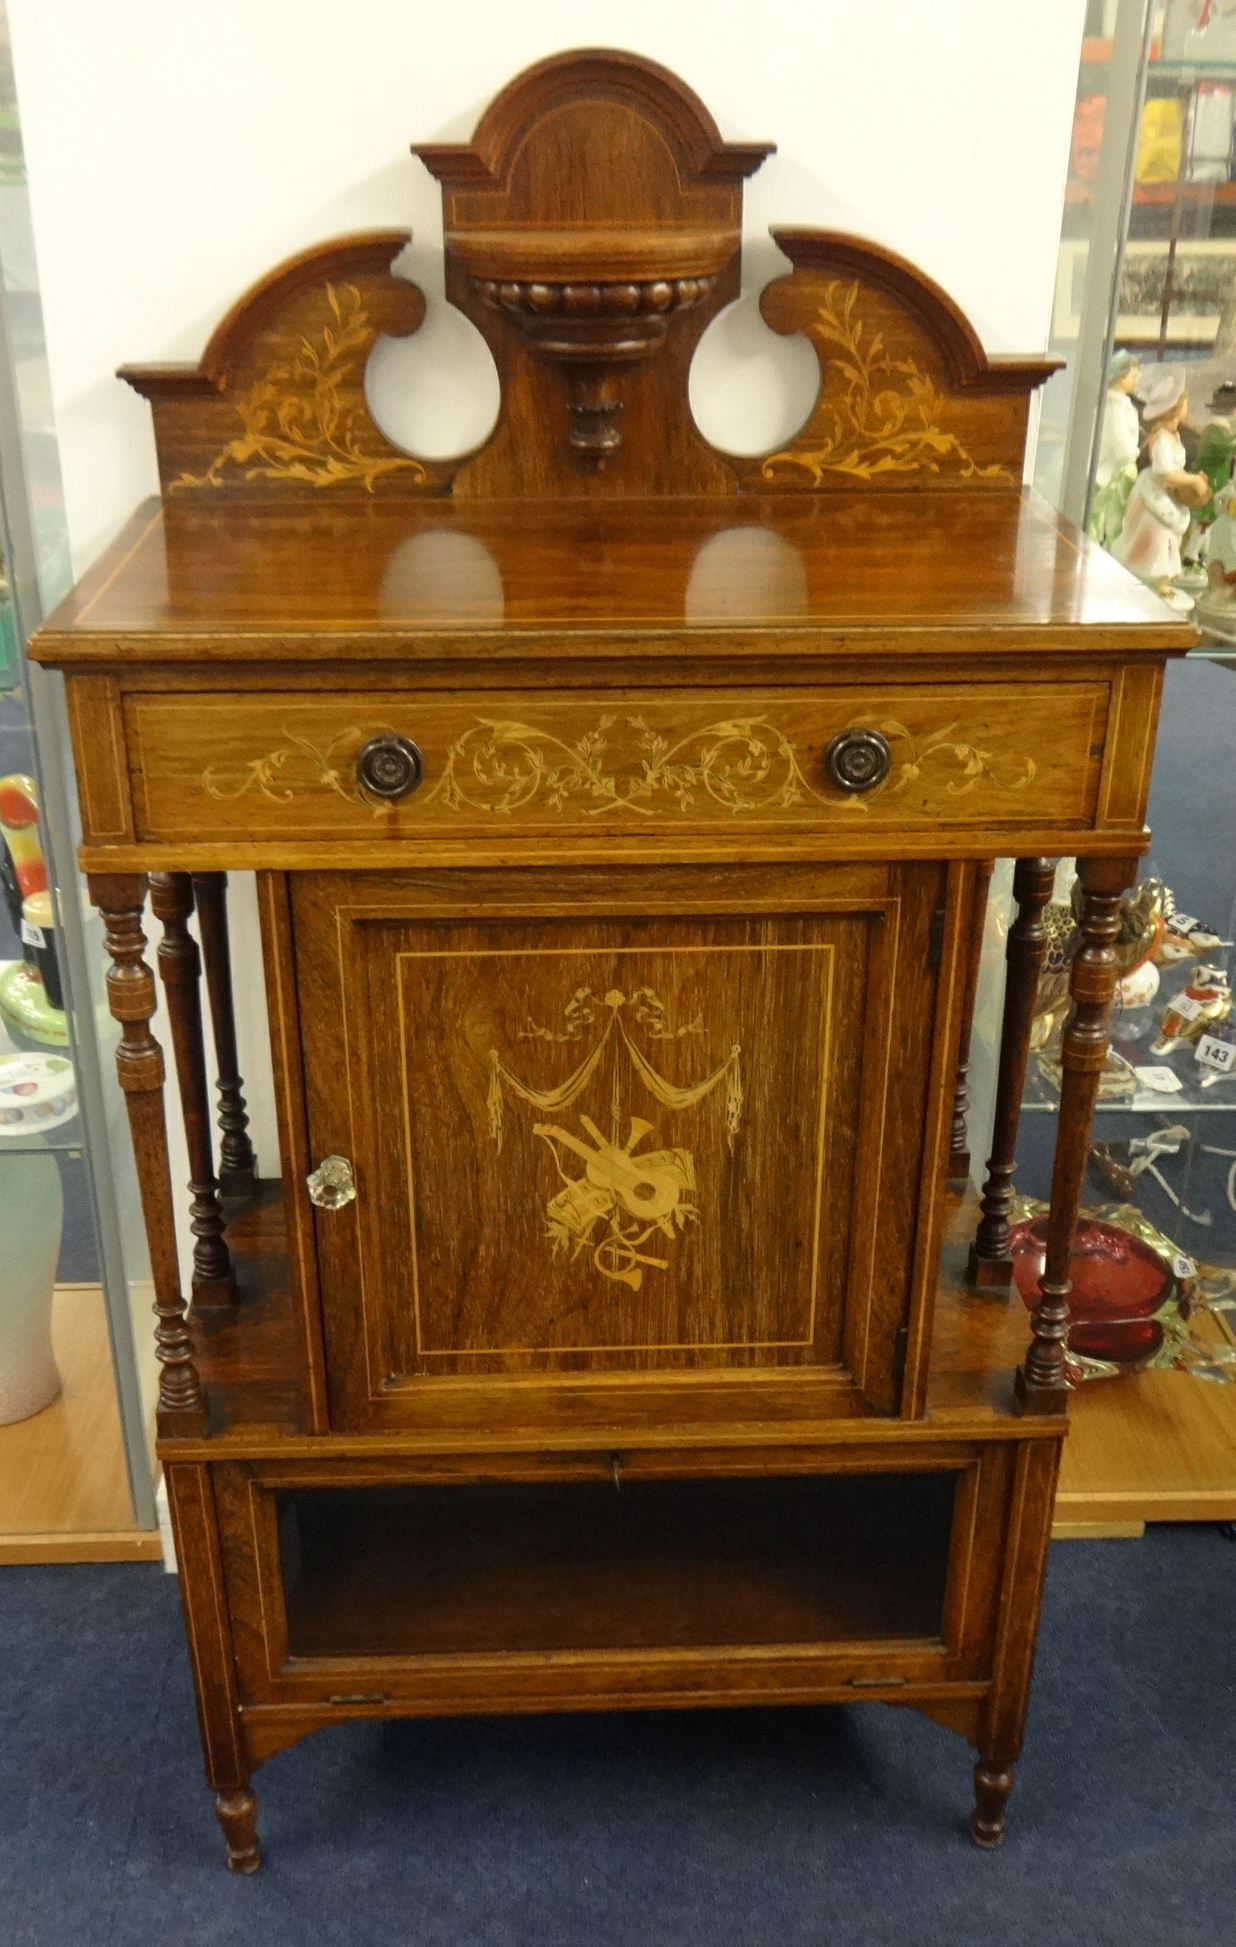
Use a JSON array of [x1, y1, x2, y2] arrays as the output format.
[[199, 710, 1037, 819], [486, 985, 742, 1292], [172, 284, 428, 493], [438, 715, 813, 817], [760, 281, 1013, 487]]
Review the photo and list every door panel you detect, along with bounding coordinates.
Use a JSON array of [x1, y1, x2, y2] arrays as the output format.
[[292, 861, 948, 1431]]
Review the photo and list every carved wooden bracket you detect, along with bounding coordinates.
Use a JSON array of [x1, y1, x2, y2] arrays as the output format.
[[470, 271, 718, 466], [416, 49, 771, 488], [117, 51, 1056, 503]]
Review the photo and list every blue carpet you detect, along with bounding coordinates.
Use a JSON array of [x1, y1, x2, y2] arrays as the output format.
[[1, 1527, 1233, 1946]]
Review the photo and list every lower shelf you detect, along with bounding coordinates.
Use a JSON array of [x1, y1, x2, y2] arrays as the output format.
[[0, 1284, 160, 1564], [279, 1472, 956, 1660], [1055, 1350, 1236, 1529]]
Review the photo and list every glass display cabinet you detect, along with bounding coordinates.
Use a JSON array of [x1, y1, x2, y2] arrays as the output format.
[[0, 0, 158, 1560], [1009, 0, 1236, 1534]]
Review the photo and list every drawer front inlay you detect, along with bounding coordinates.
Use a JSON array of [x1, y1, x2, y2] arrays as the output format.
[[126, 684, 1108, 841]]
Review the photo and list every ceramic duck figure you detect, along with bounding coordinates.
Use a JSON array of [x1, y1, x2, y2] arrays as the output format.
[[1151, 965, 1233, 1055]]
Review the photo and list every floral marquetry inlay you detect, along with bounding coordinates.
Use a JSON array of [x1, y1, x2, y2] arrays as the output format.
[[172, 284, 427, 494], [760, 281, 1013, 487]]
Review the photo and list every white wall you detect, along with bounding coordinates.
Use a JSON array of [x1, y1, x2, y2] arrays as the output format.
[[10, 0, 1087, 569], [5, 1, 1088, 1278]]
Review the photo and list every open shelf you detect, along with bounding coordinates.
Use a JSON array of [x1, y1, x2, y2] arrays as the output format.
[[278, 1472, 956, 1661]]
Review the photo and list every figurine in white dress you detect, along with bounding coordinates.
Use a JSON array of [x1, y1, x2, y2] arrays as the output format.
[[1112, 369, 1210, 609], [1199, 476, 1236, 616], [1089, 351, 1142, 549]]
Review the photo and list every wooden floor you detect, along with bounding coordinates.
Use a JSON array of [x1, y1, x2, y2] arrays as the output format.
[[0, 1284, 161, 1563]]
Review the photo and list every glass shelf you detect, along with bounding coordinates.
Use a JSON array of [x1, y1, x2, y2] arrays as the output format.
[[1023, 1086, 1236, 1114], [1151, 59, 1236, 79], [0, 1121, 85, 1154]]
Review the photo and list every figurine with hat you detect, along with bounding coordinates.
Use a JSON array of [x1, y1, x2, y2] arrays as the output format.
[[1089, 349, 1142, 549], [1112, 367, 1211, 610]]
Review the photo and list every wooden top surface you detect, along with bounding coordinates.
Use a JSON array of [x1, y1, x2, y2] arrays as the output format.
[[35, 490, 1194, 664]]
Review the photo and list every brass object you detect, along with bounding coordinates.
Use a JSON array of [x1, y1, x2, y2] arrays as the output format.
[[306, 1155, 357, 1210], [824, 726, 893, 794], [355, 733, 424, 802]]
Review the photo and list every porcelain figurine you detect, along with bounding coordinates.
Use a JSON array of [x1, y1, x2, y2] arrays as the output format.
[[1153, 894, 1231, 963], [0, 774, 67, 1049], [1113, 370, 1211, 609], [1032, 876, 1166, 1051], [1117, 958, 1161, 1010], [1200, 472, 1236, 615], [1151, 964, 1233, 1054], [1089, 350, 1142, 550]]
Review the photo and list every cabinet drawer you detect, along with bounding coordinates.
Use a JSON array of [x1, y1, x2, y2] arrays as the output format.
[[125, 683, 1108, 842]]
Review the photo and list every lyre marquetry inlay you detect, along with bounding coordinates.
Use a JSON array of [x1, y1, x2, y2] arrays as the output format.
[[487, 984, 743, 1292]]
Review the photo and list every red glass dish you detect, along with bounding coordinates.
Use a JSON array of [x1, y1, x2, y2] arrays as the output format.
[[1009, 1216, 1172, 1365]]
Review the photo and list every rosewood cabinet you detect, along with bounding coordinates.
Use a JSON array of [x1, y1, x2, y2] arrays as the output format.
[[32, 52, 1194, 1872]]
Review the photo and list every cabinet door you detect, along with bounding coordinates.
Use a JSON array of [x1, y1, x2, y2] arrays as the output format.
[[291, 861, 953, 1432]]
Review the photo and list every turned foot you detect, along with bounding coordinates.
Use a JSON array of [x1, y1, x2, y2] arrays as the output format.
[[970, 1759, 1015, 1849], [215, 1788, 262, 1873]]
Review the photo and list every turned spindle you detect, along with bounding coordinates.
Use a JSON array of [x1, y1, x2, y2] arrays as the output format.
[[91, 875, 206, 1435], [968, 857, 1057, 1288], [948, 858, 995, 1186], [151, 872, 233, 1305], [1017, 857, 1137, 1413], [191, 872, 259, 1198]]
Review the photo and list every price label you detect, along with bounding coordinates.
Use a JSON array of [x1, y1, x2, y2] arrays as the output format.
[[1171, 993, 1205, 1023], [1173, 1253, 1198, 1281], [0, 1060, 33, 1087], [20, 918, 46, 948], [1133, 1065, 1184, 1094], [1196, 1034, 1236, 1076], [1169, 913, 1199, 936]]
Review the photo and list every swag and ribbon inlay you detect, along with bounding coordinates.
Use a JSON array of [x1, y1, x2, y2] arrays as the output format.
[[486, 985, 742, 1292]]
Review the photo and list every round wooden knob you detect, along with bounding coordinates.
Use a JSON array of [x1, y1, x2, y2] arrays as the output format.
[[355, 733, 424, 801], [823, 727, 892, 795]]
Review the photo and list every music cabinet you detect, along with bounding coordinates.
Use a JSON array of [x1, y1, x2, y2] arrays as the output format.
[[31, 51, 1194, 1870]]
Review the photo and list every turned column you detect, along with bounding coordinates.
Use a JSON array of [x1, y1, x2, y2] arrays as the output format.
[[215, 1789, 262, 1874], [91, 875, 206, 1436], [1017, 856, 1138, 1413], [191, 872, 258, 1199], [971, 1760, 1017, 1849], [164, 1462, 261, 1872], [948, 858, 995, 1186], [151, 873, 234, 1306], [967, 857, 1058, 1288]]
